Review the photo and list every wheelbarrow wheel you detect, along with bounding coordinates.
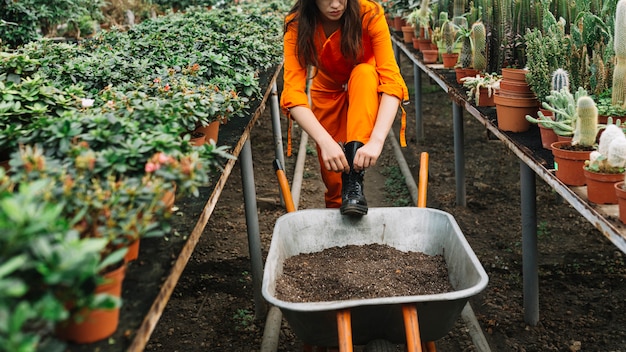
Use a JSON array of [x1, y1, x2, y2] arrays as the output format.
[[364, 339, 398, 352]]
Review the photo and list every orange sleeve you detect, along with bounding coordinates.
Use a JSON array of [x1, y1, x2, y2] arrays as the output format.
[[365, 3, 409, 103], [280, 16, 310, 116]]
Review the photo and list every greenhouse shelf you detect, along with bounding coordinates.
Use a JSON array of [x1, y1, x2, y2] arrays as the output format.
[[66, 64, 283, 352], [390, 33, 626, 326]]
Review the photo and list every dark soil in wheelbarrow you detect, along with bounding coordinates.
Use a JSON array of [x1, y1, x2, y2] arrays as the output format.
[[145, 63, 626, 351]]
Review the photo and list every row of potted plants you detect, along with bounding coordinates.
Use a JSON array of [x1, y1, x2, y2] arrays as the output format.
[[0, 1, 287, 350]]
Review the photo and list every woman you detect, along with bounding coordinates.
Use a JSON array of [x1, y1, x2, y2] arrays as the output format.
[[280, 0, 408, 216]]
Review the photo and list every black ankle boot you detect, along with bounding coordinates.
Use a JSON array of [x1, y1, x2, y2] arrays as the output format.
[[340, 141, 368, 216]]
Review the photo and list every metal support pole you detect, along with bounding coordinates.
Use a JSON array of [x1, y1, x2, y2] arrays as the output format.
[[452, 102, 466, 206], [270, 81, 285, 172], [520, 161, 539, 325], [414, 63, 423, 143], [269, 81, 285, 206], [240, 139, 266, 319]]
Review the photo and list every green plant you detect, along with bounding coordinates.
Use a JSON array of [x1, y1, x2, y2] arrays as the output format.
[[572, 95, 599, 147], [406, 0, 432, 39], [454, 17, 473, 68], [0, 169, 123, 352], [613, 0, 626, 108], [551, 68, 570, 92], [470, 21, 487, 72], [526, 86, 589, 137], [596, 93, 626, 117], [440, 13, 458, 54], [461, 72, 501, 105], [0, 1, 39, 48], [524, 5, 572, 104]]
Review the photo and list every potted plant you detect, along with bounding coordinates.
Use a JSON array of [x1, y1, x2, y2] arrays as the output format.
[[611, 0, 625, 107], [438, 12, 459, 68], [0, 167, 126, 348], [406, 0, 433, 51], [460, 72, 501, 107], [584, 123, 626, 204], [469, 21, 487, 74], [549, 94, 598, 186], [523, 0, 572, 107]]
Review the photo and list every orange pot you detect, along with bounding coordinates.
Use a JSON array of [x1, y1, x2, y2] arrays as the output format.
[[442, 53, 458, 69], [584, 169, 624, 204], [421, 49, 439, 64], [615, 182, 626, 224], [550, 141, 592, 186], [493, 93, 537, 132], [56, 264, 126, 344], [501, 68, 529, 83], [194, 120, 220, 144], [401, 26, 415, 44]]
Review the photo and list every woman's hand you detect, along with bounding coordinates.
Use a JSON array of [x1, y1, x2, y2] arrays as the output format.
[[353, 139, 384, 171], [319, 139, 350, 173]]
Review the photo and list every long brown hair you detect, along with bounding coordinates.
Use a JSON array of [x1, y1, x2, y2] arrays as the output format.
[[284, 0, 379, 68]]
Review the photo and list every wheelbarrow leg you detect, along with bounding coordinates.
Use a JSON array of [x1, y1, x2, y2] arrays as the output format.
[[402, 304, 423, 352], [336, 309, 353, 352], [422, 341, 436, 351]]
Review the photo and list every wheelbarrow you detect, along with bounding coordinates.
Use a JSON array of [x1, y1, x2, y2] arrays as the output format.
[[264, 153, 488, 351]]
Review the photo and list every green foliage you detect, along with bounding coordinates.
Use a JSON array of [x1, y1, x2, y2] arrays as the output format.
[[524, 10, 572, 103], [0, 171, 116, 352], [0, 2, 40, 49]]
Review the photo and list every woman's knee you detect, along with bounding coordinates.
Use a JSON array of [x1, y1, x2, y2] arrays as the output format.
[[350, 63, 377, 80]]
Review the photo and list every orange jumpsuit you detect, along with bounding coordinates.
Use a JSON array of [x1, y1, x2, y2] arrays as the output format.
[[280, 0, 409, 208]]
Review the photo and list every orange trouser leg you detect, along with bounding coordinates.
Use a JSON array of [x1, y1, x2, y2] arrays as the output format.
[[311, 64, 380, 207], [346, 63, 379, 143]]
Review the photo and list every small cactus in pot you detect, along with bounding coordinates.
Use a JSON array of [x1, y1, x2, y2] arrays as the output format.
[[586, 123, 626, 173], [470, 21, 487, 72], [551, 69, 570, 93], [572, 96, 599, 148], [613, 0, 626, 108]]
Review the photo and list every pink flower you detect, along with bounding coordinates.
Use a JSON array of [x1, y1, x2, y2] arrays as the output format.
[[157, 153, 170, 164], [145, 162, 160, 173]]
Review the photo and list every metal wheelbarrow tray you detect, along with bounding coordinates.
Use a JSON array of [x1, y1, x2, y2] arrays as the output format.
[[261, 207, 489, 346]]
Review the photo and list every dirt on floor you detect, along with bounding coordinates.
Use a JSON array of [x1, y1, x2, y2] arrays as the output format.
[[143, 57, 626, 352]]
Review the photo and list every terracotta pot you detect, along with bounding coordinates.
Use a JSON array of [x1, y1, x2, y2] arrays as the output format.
[[195, 120, 220, 144], [550, 141, 592, 186], [538, 123, 558, 150], [412, 37, 420, 50], [583, 169, 624, 204], [393, 16, 405, 31], [442, 53, 458, 69], [455, 68, 480, 84], [189, 131, 205, 146], [125, 239, 140, 263], [615, 182, 626, 224], [557, 135, 573, 142], [417, 38, 432, 52], [56, 264, 126, 343], [401, 26, 414, 44], [421, 49, 439, 64], [476, 87, 495, 107], [500, 80, 533, 94], [501, 68, 529, 83], [493, 93, 537, 132]]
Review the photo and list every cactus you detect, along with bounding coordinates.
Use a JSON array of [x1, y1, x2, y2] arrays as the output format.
[[442, 18, 457, 54], [586, 124, 626, 172], [470, 21, 487, 72], [551, 69, 570, 93], [612, 0, 626, 107], [572, 96, 598, 147]]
